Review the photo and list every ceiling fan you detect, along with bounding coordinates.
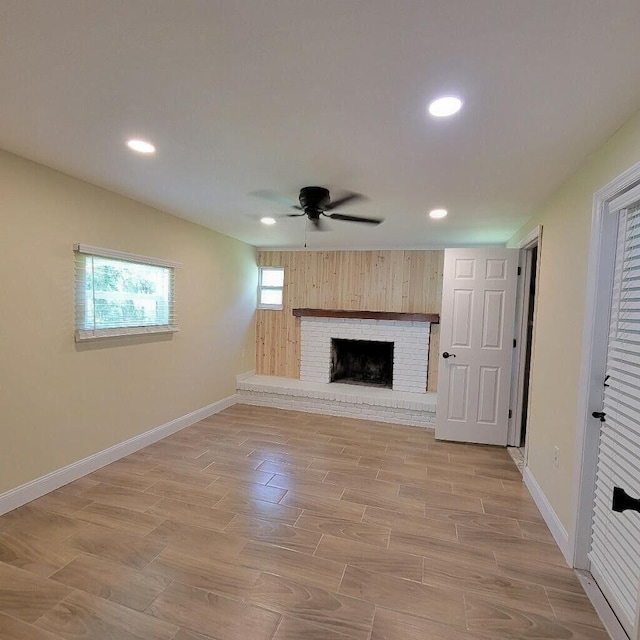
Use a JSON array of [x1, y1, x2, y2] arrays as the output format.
[[254, 186, 383, 230]]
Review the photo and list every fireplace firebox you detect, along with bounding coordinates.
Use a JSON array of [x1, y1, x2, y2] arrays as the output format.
[[330, 338, 394, 388]]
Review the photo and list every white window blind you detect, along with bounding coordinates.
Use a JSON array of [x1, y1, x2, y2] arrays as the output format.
[[74, 244, 180, 341], [258, 266, 284, 309], [588, 202, 640, 635]]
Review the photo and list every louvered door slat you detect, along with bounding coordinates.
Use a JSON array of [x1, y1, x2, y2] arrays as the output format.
[[589, 203, 640, 637]]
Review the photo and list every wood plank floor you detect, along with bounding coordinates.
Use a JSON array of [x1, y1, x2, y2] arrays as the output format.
[[0, 405, 607, 639]]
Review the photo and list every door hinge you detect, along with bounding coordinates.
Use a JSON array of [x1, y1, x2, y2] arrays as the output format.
[[517, 267, 521, 275], [513, 338, 517, 348], [508, 409, 512, 419]]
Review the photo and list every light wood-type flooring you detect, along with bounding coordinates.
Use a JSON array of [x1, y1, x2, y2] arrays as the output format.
[[0, 405, 607, 639]]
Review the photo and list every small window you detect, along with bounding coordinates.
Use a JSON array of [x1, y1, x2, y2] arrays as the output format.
[[74, 244, 181, 341], [258, 266, 284, 309]]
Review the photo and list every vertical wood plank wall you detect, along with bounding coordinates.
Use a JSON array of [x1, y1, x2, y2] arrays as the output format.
[[256, 250, 443, 391]]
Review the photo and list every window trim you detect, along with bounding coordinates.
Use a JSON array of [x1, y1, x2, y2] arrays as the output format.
[[257, 266, 284, 310], [74, 244, 182, 269], [74, 244, 181, 342]]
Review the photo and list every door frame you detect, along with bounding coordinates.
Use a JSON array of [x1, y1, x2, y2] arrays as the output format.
[[571, 160, 640, 570], [508, 225, 542, 450], [569, 162, 640, 640]]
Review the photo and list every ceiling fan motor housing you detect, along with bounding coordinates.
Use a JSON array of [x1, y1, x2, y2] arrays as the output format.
[[299, 186, 330, 213]]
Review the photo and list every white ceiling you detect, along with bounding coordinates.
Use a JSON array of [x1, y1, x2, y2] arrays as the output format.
[[2, 1, 640, 249]]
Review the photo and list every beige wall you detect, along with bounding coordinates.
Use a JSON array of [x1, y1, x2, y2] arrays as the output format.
[[0, 149, 257, 494], [256, 250, 443, 391], [508, 109, 640, 530]]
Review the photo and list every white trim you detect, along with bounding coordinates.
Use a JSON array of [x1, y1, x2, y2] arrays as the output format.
[[590, 563, 634, 636], [508, 250, 527, 447], [576, 570, 629, 640], [523, 467, 572, 565], [0, 394, 238, 517], [609, 181, 640, 213], [516, 225, 542, 250], [258, 266, 284, 274], [509, 227, 541, 447], [257, 266, 284, 310], [571, 159, 640, 571], [75, 324, 179, 342], [522, 237, 543, 462], [74, 243, 182, 268]]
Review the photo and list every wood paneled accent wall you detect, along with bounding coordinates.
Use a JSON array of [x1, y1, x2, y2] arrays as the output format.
[[256, 250, 443, 391]]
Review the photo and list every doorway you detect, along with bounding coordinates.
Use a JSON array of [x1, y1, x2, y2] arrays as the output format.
[[508, 226, 541, 453], [519, 245, 537, 449], [572, 163, 640, 640]]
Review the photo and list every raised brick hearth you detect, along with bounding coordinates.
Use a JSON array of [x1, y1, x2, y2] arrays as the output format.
[[236, 374, 436, 428], [238, 313, 435, 428]]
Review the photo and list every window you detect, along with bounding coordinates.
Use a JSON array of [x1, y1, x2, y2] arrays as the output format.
[[74, 244, 180, 341], [258, 266, 284, 309]]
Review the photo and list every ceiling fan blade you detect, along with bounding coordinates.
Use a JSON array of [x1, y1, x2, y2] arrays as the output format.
[[310, 217, 328, 231], [324, 192, 364, 211], [251, 190, 301, 209], [326, 212, 382, 225], [286, 212, 307, 217]]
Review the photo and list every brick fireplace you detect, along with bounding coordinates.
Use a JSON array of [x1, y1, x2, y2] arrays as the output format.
[[330, 338, 394, 388], [299, 309, 437, 393], [236, 309, 439, 429], [299, 312, 432, 393]]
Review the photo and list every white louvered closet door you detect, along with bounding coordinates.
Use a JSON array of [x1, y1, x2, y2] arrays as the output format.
[[589, 193, 640, 638]]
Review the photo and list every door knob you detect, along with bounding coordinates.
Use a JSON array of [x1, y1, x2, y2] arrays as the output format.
[[592, 411, 606, 422], [612, 487, 640, 513], [442, 352, 456, 359]]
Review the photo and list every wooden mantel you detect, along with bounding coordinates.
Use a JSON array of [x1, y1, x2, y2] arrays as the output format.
[[292, 308, 440, 323]]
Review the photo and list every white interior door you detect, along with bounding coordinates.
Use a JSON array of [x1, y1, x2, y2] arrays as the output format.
[[436, 248, 518, 445], [588, 190, 640, 639]]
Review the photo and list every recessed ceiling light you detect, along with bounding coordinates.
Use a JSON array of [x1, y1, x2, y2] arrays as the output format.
[[429, 208, 448, 219], [428, 96, 462, 118], [261, 217, 277, 225], [126, 139, 156, 154]]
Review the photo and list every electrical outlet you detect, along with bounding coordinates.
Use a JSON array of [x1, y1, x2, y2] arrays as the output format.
[[553, 446, 560, 468]]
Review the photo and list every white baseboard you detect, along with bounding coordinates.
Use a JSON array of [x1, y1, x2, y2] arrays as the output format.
[[576, 570, 628, 640], [523, 467, 572, 565], [0, 393, 238, 517]]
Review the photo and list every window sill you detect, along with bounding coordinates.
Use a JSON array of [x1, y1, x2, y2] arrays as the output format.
[[257, 305, 283, 311], [75, 325, 179, 342]]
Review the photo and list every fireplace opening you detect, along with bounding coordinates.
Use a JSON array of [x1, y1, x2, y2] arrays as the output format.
[[330, 338, 394, 388]]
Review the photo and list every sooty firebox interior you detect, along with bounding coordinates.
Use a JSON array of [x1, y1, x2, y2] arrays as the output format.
[[330, 338, 393, 388]]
